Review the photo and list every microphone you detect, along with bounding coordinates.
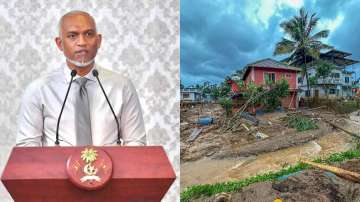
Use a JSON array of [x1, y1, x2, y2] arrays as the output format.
[[55, 69, 77, 145], [92, 69, 122, 145]]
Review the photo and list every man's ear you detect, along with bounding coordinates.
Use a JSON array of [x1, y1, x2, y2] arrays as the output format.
[[55, 37, 63, 51], [96, 34, 102, 49]]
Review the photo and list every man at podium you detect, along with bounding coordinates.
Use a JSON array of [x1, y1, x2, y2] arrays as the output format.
[[15, 11, 146, 147]]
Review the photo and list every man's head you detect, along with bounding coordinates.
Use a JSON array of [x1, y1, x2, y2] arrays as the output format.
[[55, 11, 101, 69]]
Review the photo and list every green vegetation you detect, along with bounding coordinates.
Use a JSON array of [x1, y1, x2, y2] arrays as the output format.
[[181, 149, 360, 202], [274, 7, 332, 96], [261, 79, 289, 111], [315, 60, 336, 79], [285, 115, 318, 132], [243, 79, 289, 112], [219, 98, 233, 116]]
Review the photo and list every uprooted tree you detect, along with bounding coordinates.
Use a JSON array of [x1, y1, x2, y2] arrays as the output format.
[[239, 79, 290, 112], [221, 79, 289, 131]]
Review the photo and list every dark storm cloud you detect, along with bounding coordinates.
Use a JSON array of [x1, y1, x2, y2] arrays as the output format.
[[181, 0, 360, 86], [329, 1, 360, 60], [181, 0, 266, 85]]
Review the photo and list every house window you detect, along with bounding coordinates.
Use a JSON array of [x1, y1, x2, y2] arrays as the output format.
[[345, 77, 350, 83], [281, 73, 291, 79], [329, 89, 336, 94], [183, 93, 190, 98], [264, 72, 275, 83]]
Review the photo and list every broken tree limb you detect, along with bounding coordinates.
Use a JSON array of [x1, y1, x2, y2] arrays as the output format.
[[301, 160, 360, 183], [241, 123, 250, 131]]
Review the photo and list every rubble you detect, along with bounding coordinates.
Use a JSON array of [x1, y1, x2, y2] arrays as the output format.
[[181, 102, 360, 191]]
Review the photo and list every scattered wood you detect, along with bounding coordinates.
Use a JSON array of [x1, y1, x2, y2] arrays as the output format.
[[189, 128, 203, 141], [301, 160, 360, 183], [240, 112, 259, 126], [306, 106, 327, 111], [241, 123, 250, 131]]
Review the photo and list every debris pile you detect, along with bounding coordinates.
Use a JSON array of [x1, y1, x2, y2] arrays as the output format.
[[180, 103, 346, 161]]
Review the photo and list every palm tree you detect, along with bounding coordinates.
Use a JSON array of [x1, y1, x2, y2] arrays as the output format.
[[274, 7, 333, 96]]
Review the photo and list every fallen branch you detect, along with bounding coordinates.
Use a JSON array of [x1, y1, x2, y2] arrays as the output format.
[[301, 160, 360, 183]]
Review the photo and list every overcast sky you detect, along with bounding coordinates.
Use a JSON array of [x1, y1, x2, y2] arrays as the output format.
[[180, 0, 360, 86]]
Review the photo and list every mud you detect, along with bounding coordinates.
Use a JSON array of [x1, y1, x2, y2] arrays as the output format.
[[192, 159, 360, 202], [181, 131, 354, 189], [214, 122, 331, 158], [181, 104, 360, 199]]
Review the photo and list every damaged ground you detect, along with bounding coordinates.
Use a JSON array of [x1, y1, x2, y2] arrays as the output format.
[[191, 158, 360, 202], [181, 103, 360, 192]]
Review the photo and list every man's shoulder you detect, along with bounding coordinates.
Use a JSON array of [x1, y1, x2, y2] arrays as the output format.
[[96, 66, 132, 86], [23, 68, 63, 95]]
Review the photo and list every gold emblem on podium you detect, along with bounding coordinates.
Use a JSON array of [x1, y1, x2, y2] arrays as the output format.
[[80, 148, 101, 183], [66, 147, 113, 190]]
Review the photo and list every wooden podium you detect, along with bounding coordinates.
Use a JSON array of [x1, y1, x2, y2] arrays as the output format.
[[1, 146, 176, 202]]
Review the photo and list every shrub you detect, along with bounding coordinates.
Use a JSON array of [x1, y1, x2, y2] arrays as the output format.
[[286, 115, 318, 132], [219, 97, 233, 116]]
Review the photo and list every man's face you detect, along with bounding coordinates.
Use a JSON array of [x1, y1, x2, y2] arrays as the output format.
[[55, 14, 101, 65]]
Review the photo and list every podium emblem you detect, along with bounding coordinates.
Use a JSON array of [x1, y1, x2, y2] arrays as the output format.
[[66, 147, 113, 190]]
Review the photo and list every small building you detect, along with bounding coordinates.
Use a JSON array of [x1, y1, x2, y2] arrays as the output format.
[[242, 58, 301, 109], [180, 87, 202, 102]]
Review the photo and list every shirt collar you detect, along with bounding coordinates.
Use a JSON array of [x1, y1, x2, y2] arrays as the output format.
[[63, 63, 97, 83]]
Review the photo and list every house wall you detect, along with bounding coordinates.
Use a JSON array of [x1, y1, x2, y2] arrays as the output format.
[[245, 67, 298, 89], [244, 67, 254, 84], [298, 67, 354, 98], [281, 92, 297, 108], [243, 67, 299, 108], [181, 92, 201, 101]]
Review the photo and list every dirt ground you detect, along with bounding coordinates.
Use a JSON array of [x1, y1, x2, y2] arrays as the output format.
[[181, 104, 354, 161], [181, 103, 360, 190], [181, 104, 292, 162], [192, 158, 360, 202]]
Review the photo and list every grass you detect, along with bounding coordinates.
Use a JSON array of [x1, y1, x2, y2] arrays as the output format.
[[285, 115, 318, 132], [181, 149, 360, 202]]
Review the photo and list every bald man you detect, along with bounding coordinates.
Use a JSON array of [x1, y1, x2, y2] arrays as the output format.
[[16, 11, 146, 146]]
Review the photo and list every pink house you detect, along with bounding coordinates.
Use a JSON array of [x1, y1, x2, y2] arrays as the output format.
[[242, 58, 301, 109]]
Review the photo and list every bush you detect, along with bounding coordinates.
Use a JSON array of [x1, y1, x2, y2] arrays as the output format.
[[219, 97, 233, 116], [261, 79, 289, 112], [286, 115, 318, 132]]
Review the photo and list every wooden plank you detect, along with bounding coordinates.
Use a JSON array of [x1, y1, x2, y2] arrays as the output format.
[[189, 128, 203, 141]]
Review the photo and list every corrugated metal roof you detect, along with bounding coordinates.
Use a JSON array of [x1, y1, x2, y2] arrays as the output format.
[[247, 58, 301, 71], [242, 58, 301, 80]]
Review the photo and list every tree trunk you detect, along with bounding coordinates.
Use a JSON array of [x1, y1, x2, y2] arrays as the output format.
[[304, 52, 311, 97], [305, 67, 310, 97], [303, 49, 310, 97]]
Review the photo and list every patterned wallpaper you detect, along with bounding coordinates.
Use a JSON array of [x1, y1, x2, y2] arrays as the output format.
[[0, 0, 179, 201]]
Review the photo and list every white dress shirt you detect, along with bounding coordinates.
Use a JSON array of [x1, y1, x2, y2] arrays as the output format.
[[16, 64, 146, 146]]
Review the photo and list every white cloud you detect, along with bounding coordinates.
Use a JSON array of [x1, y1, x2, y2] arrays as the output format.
[[244, 0, 304, 29], [317, 13, 344, 33]]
